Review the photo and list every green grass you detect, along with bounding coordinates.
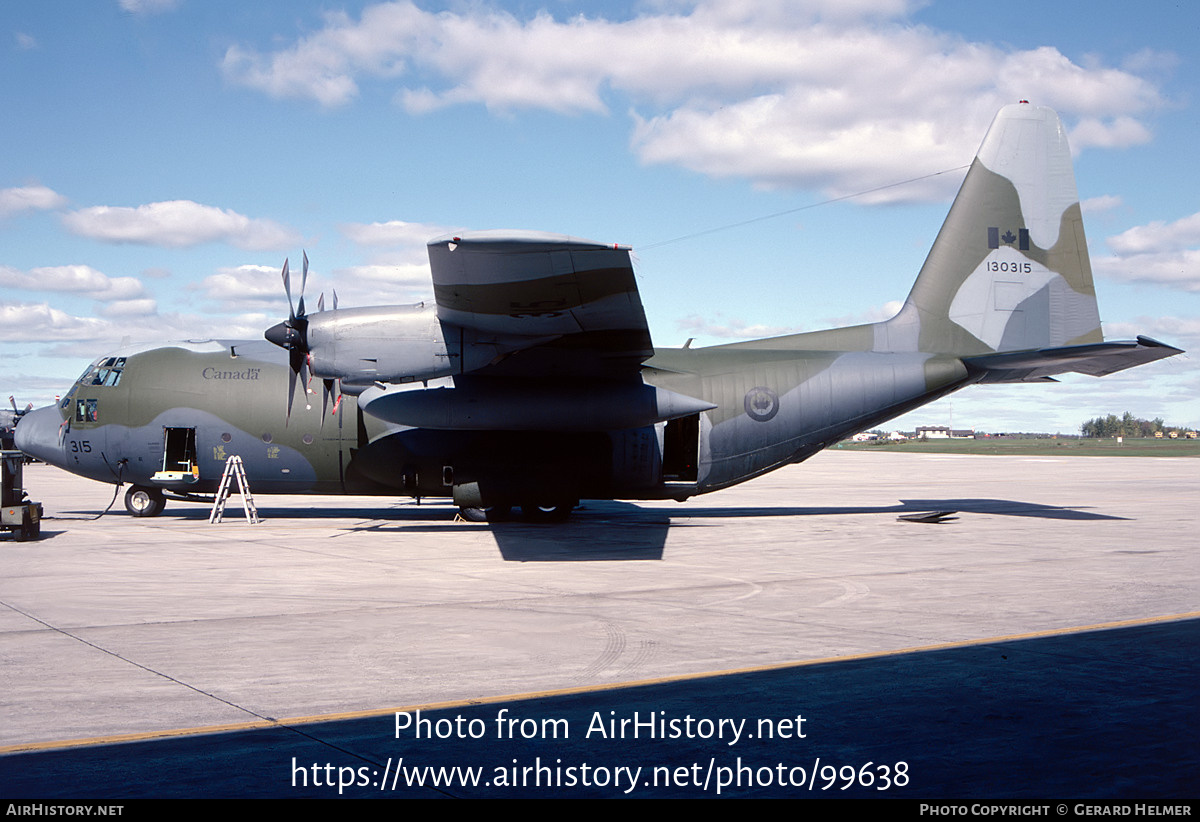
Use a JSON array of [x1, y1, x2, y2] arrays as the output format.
[[836, 437, 1200, 457]]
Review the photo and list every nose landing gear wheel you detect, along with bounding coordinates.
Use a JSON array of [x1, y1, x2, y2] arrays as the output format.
[[125, 486, 166, 518]]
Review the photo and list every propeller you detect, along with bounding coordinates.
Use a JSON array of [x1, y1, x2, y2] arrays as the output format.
[[264, 253, 341, 423], [264, 253, 311, 422]]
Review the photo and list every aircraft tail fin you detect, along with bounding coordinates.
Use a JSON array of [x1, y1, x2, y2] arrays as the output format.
[[876, 102, 1104, 356]]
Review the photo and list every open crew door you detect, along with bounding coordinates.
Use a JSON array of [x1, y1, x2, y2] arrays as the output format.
[[152, 427, 198, 483]]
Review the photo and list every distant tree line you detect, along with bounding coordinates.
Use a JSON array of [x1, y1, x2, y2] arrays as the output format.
[[1079, 412, 1169, 438]]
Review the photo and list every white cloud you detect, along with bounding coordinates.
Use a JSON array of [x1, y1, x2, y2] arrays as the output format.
[[1107, 212, 1200, 255], [221, 1, 1163, 199], [0, 185, 67, 218], [197, 263, 300, 315], [118, 0, 180, 15], [1068, 116, 1152, 151], [821, 300, 904, 328], [15, 32, 37, 51], [0, 301, 279, 348], [1081, 195, 1122, 214], [62, 200, 301, 251], [0, 264, 146, 301], [339, 219, 456, 248], [1093, 212, 1200, 293], [200, 264, 284, 300], [1093, 249, 1200, 293], [0, 303, 113, 342], [677, 313, 804, 341], [334, 262, 432, 287], [100, 299, 159, 318], [1103, 315, 1200, 349]]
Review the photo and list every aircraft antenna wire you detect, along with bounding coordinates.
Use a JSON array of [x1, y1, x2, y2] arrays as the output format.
[[640, 164, 971, 251]]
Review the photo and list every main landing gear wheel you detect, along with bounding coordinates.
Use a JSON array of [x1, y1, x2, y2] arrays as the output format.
[[520, 502, 574, 523], [125, 486, 166, 518], [458, 504, 513, 523]]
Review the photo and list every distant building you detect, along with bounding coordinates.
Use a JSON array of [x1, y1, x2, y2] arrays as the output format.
[[915, 426, 975, 439]]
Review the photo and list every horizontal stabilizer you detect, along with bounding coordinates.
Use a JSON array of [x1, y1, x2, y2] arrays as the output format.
[[964, 336, 1183, 383]]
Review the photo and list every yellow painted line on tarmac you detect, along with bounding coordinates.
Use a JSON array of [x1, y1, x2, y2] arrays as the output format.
[[3, 610, 1196, 755]]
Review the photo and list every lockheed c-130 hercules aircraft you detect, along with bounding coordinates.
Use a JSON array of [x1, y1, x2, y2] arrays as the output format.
[[15, 103, 1183, 522]]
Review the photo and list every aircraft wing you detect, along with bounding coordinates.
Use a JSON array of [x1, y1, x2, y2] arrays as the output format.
[[964, 336, 1183, 383], [427, 231, 653, 378]]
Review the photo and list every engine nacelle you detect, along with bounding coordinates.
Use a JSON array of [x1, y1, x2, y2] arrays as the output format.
[[305, 303, 537, 384]]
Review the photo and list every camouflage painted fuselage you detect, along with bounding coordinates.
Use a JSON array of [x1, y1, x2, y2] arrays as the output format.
[[19, 336, 971, 504]]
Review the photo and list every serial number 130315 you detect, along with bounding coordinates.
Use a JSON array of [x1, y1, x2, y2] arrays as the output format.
[[986, 260, 1033, 274]]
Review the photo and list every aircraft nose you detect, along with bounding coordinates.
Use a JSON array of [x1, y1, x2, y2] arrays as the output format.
[[14, 406, 64, 465]]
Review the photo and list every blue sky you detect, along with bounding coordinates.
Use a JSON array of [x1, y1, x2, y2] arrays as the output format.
[[2, 0, 1196, 433]]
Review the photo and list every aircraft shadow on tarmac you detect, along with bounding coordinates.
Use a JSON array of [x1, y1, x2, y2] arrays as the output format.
[[376, 497, 1129, 562], [347, 496, 1128, 562], [37, 496, 1127, 561], [664, 498, 1130, 522]]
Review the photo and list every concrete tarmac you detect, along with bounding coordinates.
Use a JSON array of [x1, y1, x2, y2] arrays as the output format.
[[0, 450, 1196, 797]]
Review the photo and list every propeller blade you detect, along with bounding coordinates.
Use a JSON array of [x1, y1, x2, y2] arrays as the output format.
[[332, 289, 338, 310], [8, 396, 16, 414], [317, 292, 324, 313], [297, 251, 309, 317], [299, 356, 310, 411], [287, 346, 308, 424], [281, 258, 294, 321], [285, 363, 297, 422]]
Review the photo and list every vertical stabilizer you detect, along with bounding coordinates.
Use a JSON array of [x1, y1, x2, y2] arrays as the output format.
[[877, 103, 1103, 355]]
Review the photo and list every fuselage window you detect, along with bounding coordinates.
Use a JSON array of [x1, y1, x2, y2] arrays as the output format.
[[75, 399, 99, 423]]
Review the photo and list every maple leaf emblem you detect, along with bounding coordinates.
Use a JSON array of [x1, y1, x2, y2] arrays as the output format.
[[1001, 230, 1016, 244]]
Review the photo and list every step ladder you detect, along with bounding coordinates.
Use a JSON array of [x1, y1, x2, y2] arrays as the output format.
[[209, 455, 260, 524]]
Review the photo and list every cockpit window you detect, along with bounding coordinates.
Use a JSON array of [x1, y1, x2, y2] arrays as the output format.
[[78, 357, 126, 388]]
